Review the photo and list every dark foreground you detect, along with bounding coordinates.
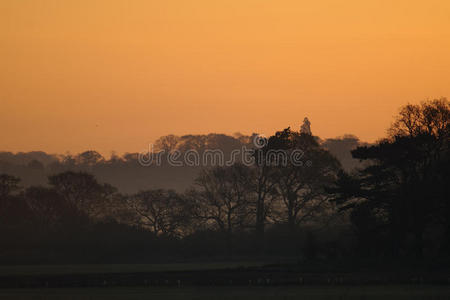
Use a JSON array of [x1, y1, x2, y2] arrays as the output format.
[[1, 263, 450, 299], [1, 265, 450, 288], [1, 286, 450, 300]]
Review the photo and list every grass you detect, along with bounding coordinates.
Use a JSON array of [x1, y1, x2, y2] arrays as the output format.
[[0, 262, 268, 276], [1, 286, 450, 300]]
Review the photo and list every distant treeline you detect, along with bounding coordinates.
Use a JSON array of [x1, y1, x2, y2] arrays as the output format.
[[0, 133, 364, 193], [0, 98, 448, 267]]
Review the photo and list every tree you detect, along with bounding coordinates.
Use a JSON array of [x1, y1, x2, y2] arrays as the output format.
[[191, 164, 254, 253], [266, 128, 341, 232], [75, 150, 104, 166], [389, 98, 449, 139], [0, 174, 23, 224], [331, 98, 449, 258], [0, 174, 32, 235], [48, 171, 116, 219], [251, 155, 278, 247], [153, 135, 180, 153], [126, 189, 187, 236], [0, 174, 20, 199], [24, 186, 70, 230]]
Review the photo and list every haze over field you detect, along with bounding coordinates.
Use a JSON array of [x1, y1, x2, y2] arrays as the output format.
[[0, 132, 365, 192]]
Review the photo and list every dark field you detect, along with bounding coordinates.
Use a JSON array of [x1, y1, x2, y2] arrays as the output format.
[[0, 262, 268, 276], [1, 263, 450, 300], [1, 286, 450, 300], [2, 262, 450, 289]]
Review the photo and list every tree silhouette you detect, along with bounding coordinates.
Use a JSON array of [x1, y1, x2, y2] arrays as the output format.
[[48, 171, 116, 219], [331, 98, 449, 258], [265, 128, 341, 232], [191, 164, 254, 253], [126, 189, 187, 236], [0, 174, 21, 198]]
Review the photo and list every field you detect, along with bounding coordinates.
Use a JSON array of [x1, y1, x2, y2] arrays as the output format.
[[1, 263, 450, 299], [1, 286, 450, 300], [0, 262, 268, 276]]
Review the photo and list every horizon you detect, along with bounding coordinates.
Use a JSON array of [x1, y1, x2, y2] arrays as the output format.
[[0, 125, 368, 157]]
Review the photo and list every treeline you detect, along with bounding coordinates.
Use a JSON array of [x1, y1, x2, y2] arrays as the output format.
[[0, 131, 348, 263], [0, 134, 364, 193], [0, 98, 448, 266], [331, 98, 450, 260]]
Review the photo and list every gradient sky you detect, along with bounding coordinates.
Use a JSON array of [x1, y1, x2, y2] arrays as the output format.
[[1, 0, 450, 155]]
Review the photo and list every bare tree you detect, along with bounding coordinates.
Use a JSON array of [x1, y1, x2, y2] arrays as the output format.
[[267, 129, 341, 232], [389, 97, 449, 139], [48, 171, 116, 219], [153, 135, 180, 153], [126, 189, 188, 236], [191, 164, 254, 240]]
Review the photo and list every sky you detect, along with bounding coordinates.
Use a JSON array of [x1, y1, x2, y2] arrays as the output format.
[[1, 0, 450, 155]]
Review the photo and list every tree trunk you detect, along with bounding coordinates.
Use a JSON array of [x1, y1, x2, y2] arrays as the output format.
[[287, 192, 296, 233], [227, 212, 233, 257], [255, 192, 265, 252]]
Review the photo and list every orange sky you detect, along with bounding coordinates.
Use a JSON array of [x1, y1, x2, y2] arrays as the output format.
[[1, 0, 450, 155]]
